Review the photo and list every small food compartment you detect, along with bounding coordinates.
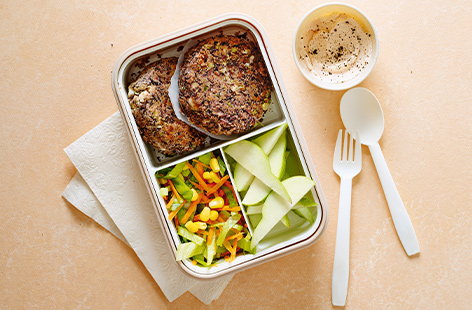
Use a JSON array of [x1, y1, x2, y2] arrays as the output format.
[[112, 14, 327, 278], [119, 20, 286, 168], [223, 124, 319, 251], [156, 150, 254, 268]]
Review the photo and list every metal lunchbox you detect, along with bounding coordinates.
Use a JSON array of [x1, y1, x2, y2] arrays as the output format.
[[111, 13, 328, 279]]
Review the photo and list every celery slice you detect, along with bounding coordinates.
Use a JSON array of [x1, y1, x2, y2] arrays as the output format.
[[177, 226, 205, 245], [171, 177, 193, 201], [165, 162, 186, 179], [206, 231, 217, 265], [237, 237, 256, 254], [175, 242, 204, 261], [198, 153, 212, 165], [222, 186, 237, 207], [216, 214, 241, 246], [159, 187, 169, 197], [218, 157, 226, 175]]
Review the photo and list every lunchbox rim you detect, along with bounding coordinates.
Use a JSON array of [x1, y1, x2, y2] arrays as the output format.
[[111, 12, 328, 279]]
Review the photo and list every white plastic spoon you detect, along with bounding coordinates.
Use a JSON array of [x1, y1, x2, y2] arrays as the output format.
[[340, 87, 420, 256]]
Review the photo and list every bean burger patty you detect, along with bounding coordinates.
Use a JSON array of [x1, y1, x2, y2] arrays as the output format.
[[179, 35, 272, 136]]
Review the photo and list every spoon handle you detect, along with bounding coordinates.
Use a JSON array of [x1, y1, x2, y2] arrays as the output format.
[[368, 143, 420, 256]]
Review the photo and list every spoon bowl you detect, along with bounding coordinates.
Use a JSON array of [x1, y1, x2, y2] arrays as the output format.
[[340, 87, 384, 145]]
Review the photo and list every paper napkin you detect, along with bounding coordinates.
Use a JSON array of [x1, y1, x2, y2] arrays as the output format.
[[62, 112, 232, 304]]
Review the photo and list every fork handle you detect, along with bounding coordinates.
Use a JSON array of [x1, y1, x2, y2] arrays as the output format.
[[332, 177, 352, 306], [369, 142, 420, 256]]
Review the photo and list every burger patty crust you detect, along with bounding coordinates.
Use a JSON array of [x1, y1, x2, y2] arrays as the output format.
[[128, 57, 206, 156], [179, 35, 272, 136]]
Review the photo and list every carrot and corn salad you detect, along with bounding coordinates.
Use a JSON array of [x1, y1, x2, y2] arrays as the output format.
[[156, 151, 254, 267]]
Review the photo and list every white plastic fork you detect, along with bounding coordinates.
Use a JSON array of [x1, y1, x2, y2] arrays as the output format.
[[332, 129, 362, 307]]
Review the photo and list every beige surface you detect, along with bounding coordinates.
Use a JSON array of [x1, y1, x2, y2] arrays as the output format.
[[1, 0, 471, 309]]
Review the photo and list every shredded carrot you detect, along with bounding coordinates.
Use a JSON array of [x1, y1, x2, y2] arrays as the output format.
[[200, 195, 211, 203], [168, 180, 182, 202], [193, 215, 200, 222], [222, 206, 241, 212], [225, 232, 243, 242], [168, 202, 185, 220], [180, 194, 201, 224], [165, 194, 175, 209], [189, 180, 204, 191], [216, 216, 225, 223], [196, 162, 205, 177], [196, 230, 208, 235], [207, 175, 230, 195], [186, 162, 210, 191], [230, 238, 238, 261], [207, 227, 215, 244], [173, 216, 179, 227], [223, 241, 233, 253], [191, 260, 197, 265], [192, 159, 210, 169]]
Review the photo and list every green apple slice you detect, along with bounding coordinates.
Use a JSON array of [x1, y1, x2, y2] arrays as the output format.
[[252, 123, 288, 154], [250, 176, 315, 248], [233, 165, 253, 192], [280, 214, 290, 228], [246, 201, 315, 215], [225, 140, 291, 203], [232, 124, 287, 191], [293, 207, 316, 223], [242, 131, 287, 205]]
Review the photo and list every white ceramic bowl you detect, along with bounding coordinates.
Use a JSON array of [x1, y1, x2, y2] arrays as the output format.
[[292, 3, 379, 91]]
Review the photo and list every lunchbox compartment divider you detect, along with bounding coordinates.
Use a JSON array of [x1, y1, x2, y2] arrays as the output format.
[[218, 148, 254, 236], [152, 119, 287, 171]]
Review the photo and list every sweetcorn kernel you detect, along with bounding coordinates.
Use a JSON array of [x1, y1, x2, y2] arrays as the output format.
[[210, 158, 220, 173], [203, 171, 212, 180], [208, 171, 221, 183], [185, 221, 198, 233], [209, 197, 224, 209], [195, 222, 207, 230], [191, 189, 199, 201], [209, 210, 219, 221], [200, 207, 211, 222]]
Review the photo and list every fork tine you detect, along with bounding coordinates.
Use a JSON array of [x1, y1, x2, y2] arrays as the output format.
[[355, 132, 362, 163], [334, 129, 342, 162], [348, 132, 354, 161], [342, 130, 348, 161]]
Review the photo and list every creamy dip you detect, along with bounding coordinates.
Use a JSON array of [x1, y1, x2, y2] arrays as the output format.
[[298, 13, 374, 84]]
